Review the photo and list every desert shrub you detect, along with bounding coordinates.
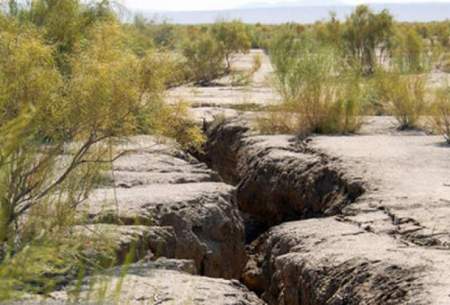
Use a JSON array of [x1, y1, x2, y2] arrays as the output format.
[[14, 0, 115, 74], [393, 28, 429, 73], [211, 20, 251, 70], [314, 12, 343, 48], [270, 33, 363, 135], [125, 15, 179, 56], [0, 12, 174, 299], [433, 21, 450, 49], [439, 52, 450, 73], [182, 32, 226, 85], [124, 15, 156, 57], [342, 5, 394, 75], [374, 71, 427, 129], [252, 52, 262, 71], [137, 100, 205, 151], [430, 86, 450, 143], [161, 101, 206, 151], [255, 107, 298, 135]]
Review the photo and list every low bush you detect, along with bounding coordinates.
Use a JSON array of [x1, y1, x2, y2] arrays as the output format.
[[392, 28, 429, 73], [139, 100, 205, 151], [0, 9, 178, 300], [182, 32, 225, 86], [374, 71, 427, 129], [439, 52, 450, 73], [430, 86, 450, 143], [255, 107, 298, 135], [211, 20, 251, 71], [269, 33, 364, 135]]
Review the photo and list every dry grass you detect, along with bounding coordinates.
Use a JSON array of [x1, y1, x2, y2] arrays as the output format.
[[254, 107, 299, 135], [430, 86, 450, 143], [269, 37, 364, 135], [375, 72, 428, 130]]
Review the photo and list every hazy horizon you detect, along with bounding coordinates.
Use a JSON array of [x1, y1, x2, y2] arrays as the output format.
[[123, 0, 450, 12], [122, 1, 450, 24]]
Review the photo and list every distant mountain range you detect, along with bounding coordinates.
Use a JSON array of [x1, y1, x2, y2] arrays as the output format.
[[140, 2, 450, 24]]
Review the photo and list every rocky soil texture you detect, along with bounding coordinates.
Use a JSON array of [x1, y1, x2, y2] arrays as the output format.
[[205, 114, 450, 305], [11, 259, 264, 305], [18, 51, 450, 305], [80, 136, 247, 279]]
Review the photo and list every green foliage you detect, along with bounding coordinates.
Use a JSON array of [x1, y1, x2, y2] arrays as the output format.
[[182, 32, 226, 85], [255, 109, 298, 135], [314, 12, 342, 48], [433, 21, 450, 48], [248, 23, 275, 49], [431, 86, 450, 143], [374, 71, 427, 129], [270, 32, 363, 135], [211, 20, 251, 70], [163, 102, 206, 151], [393, 27, 428, 73], [343, 5, 394, 75], [439, 52, 450, 73], [13, 0, 115, 74], [181, 20, 252, 85], [124, 15, 179, 56], [0, 5, 182, 299], [135, 98, 205, 151]]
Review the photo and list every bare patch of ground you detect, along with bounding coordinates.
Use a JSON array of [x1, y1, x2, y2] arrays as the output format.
[[166, 50, 280, 124]]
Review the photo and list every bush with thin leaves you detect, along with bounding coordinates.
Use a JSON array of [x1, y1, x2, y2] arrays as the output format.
[[393, 28, 429, 73], [431, 86, 450, 143], [0, 15, 173, 299], [375, 71, 427, 130], [342, 5, 394, 75], [269, 33, 364, 135], [182, 32, 226, 85], [211, 20, 251, 71]]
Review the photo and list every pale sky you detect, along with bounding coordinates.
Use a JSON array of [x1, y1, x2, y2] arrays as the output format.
[[122, 0, 450, 11]]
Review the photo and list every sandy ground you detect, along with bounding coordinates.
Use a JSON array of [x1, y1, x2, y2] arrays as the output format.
[[170, 50, 450, 303], [312, 116, 450, 246], [308, 117, 450, 303], [166, 50, 280, 123]]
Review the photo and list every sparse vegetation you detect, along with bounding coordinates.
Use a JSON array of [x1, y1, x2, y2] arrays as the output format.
[[0, 1, 201, 300], [374, 71, 427, 129], [431, 86, 450, 143], [2, 1, 450, 302], [182, 32, 226, 85], [342, 5, 394, 75], [269, 31, 363, 135], [393, 27, 428, 73], [182, 20, 252, 86], [211, 20, 252, 71]]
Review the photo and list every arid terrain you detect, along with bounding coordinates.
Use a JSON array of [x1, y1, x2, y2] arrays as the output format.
[[10, 50, 449, 305], [3, 2, 450, 304]]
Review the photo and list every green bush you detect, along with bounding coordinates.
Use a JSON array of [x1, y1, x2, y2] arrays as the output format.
[[439, 52, 450, 73], [211, 20, 251, 70], [182, 32, 226, 85], [342, 5, 394, 75], [0, 8, 177, 299], [374, 71, 427, 129], [431, 86, 450, 143], [393, 28, 429, 73], [270, 33, 363, 135]]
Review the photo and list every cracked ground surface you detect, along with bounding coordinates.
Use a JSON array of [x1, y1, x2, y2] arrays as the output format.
[[306, 116, 450, 304], [311, 116, 450, 249]]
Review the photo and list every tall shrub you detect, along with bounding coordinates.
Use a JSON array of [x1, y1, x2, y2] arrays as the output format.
[[270, 32, 363, 135]]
